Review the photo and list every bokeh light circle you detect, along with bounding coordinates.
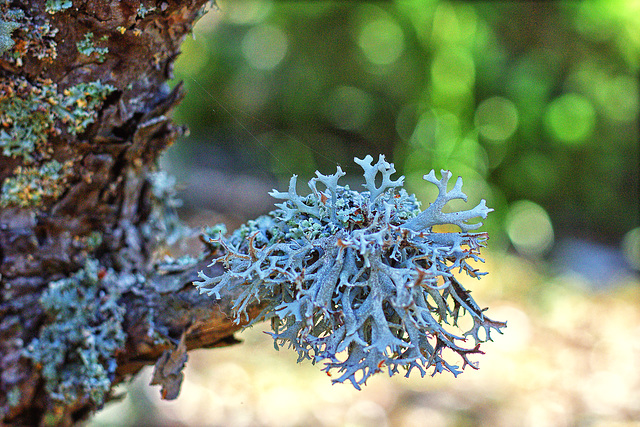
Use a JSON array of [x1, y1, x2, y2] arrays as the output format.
[[430, 49, 475, 97], [544, 93, 596, 145], [599, 75, 639, 123], [227, 0, 272, 25], [506, 200, 554, 257], [475, 96, 519, 142], [241, 24, 288, 70], [358, 18, 405, 66]]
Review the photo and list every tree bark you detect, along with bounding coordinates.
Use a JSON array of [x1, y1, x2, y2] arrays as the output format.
[[0, 1, 251, 425]]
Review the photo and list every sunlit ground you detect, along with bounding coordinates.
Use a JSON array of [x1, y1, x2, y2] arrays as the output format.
[[88, 248, 640, 426]]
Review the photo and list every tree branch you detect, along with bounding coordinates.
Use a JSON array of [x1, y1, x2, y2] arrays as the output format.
[[0, 1, 256, 425]]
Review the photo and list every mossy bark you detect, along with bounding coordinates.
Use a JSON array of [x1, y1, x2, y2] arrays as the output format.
[[0, 1, 252, 425]]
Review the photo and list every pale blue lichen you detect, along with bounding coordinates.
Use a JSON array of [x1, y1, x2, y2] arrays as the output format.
[[25, 260, 126, 419], [195, 155, 505, 389], [0, 19, 20, 54], [84, 231, 103, 251], [0, 160, 72, 208], [76, 32, 108, 63], [7, 386, 21, 408], [136, 4, 156, 18], [0, 77, 115, 160], [144, 171, 192, 246], [45, 0, 72, 14], [60, 81, 115, 133], [0, 8, 59, 65]]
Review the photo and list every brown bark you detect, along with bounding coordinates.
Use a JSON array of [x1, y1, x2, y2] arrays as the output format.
[[0, 1, 250, 425]]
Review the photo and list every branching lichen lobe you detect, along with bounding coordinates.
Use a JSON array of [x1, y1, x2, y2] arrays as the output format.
[[195, 155, 506, 389]]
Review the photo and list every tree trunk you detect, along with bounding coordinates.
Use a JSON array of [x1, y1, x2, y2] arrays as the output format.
[[0, 1, 251, 425]]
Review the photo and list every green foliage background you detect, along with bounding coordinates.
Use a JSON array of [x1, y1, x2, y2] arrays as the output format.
[[169, 0, 638, 253]]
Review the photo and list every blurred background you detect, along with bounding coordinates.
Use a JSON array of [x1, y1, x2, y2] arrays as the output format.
[[90, 0, 640, 425]]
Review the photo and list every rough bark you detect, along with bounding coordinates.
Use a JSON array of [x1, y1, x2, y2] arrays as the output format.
[[0, 1, 252, 425]]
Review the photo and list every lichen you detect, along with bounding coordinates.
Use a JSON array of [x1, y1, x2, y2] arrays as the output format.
[[0, 7, 59, 65], [7, 387, 21, 408], [0, 77, 115, 160], [0, 160, 72, 208], [60, 81, 115, 133], [24, 260, 126, 423], [195, 155, 505, 389], [76, 32, 108, 63], [45, 0, 72, 14], [144, 171, 191, 247], [0, 19, 20, 54], [136, 4, 156, 18], [83, 231, 103, 251]]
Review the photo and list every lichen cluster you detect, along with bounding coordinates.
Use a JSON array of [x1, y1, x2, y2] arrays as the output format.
[[0, 77, 115, 160], [0, 6, 59, 65], [0, 18, 19, 54], [195, 155, 505, 389], [76, 32, 109, 63], [145, 171, 190, 247], [0, 160, 72, 207], [25, 260, 126, 422], [44, 0, 73, 14]]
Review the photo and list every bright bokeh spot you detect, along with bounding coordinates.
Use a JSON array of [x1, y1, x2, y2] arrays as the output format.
[[544, 93, 596, 145], [410, 110, 460, 156], [358, 18, 405, 65], [506, 200, 554, 257], [475, 96, 519, 142], [597, 75, 639, 122], [241, 24, 288, 70], [430, 2, 477, 45], [323, 86, 374, 131], [430, 48, 475, 97], [226, 0, 272, 25]]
